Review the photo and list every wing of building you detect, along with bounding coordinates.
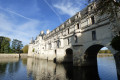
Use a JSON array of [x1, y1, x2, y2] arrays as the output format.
[[28, 2, 120, 65]]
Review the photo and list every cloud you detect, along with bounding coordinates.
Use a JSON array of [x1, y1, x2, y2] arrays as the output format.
[[0, 0, 40, 17], [43, 0, 63, 23], [52, 0, 86, 16], [0, 0, 88, 46], [0, 6, 33, 21], [53, 2, 79, 16], [0, 13, 41, 45]]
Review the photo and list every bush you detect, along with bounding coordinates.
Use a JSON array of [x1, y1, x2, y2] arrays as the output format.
[[110, 36, 120, 51]]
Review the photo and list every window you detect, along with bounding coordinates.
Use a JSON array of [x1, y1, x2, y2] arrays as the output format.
[[77, 23, 79, 29], [116, 12, 118, 17], [55, 50, 57, 54], [57, 40, 59, 48], [92, 31, 96, 40], [49, 43, 51, 49], [59, 41, 61, 46], [68, 38, 69, 45], [91, 16, 95, 24], [75, 36, 78, 43], [68, 28, 69, 34]]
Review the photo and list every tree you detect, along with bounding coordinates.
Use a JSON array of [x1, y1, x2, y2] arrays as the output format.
[[0, 36, 11, 53], [88, 0, 120, 17], [22, 45, 28, 53], [11, 39, 23, 53], [111, 36, 120, 51], [99, 50, 111, 53], [87, 0, 120, 51]]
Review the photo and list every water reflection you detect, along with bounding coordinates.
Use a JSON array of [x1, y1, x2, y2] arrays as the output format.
[[0, 58, 22, 80], [27, 57, 118, 80], [27, 58, 70, 80], [0, 57, 118, 80], [73, 66, 100, 80]]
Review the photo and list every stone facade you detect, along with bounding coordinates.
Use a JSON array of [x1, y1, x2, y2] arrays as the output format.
[[28, 2, 120, 66]]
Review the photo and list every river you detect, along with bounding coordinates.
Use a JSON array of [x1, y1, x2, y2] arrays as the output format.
[[0, 56, 118, 80]]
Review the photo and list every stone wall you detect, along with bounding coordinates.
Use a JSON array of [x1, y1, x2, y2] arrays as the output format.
[[0, 54, 19, 58], [0, 54, 28, 58], [20, 54, 28, 58]]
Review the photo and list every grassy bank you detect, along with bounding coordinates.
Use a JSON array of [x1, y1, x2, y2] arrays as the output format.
[[97, 53, 113, 57]]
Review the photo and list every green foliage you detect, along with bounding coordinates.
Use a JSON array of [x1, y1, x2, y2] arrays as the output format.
[[12, 39, 23, 53], [111, 36, 120, 51], [32, 48, 35, 52], [0, 36, 24, 53], [0, 36, 11, 53], [99, 50, 111, 53], [22, 45, 28, 53], [88, 0, 120, 18]]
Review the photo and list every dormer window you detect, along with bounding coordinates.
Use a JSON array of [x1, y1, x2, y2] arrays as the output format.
[[91, 16, 95, 24], [91, 6, 93, 10], [76, 15, 79, 19], [77, 23, 79, 29], [68, 28, 69, 34]]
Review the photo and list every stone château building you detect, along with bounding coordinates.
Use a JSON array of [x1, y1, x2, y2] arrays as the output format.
[[28, 2, 120, 66]]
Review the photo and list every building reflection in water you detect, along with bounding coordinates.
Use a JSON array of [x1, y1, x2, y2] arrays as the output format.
[[27, 58, 100, 80], [73, 66, 100, 80], [27, 58, 67, 80], [0, 57, 117, 80]]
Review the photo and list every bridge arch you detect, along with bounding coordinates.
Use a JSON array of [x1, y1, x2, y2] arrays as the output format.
[[63, 48, 73, 62], [84, 44, 113, 66]]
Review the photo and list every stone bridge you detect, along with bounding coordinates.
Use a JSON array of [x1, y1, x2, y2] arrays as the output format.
[[28, 2, 120, 68]]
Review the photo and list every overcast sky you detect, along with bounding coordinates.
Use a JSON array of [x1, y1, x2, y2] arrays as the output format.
[[0, 0, 88, 45]]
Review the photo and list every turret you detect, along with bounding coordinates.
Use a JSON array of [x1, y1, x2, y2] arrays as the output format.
[[39, 31, 45, 36], [39, 31, 44, 35], [46, 29, 50, 34], [30, 37, 34, 44]]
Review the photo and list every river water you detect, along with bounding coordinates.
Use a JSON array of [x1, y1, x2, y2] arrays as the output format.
[[0, 56, 118, 80]]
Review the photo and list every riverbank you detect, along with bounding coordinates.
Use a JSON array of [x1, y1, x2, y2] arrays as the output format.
[[0, 54, 28, 58], [97, 53, 113, 57], [0, 53, 112, 58]]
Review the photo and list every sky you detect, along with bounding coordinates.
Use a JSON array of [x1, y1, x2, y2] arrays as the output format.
[[0, 0, 89, 45]]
